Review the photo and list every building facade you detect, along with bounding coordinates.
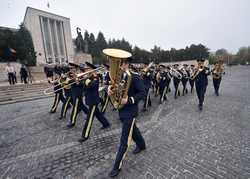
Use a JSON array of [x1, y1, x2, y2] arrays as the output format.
[[23, 7, 74, 65]]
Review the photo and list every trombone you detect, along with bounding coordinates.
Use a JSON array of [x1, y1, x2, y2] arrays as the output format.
[[43, 67, 105, 95]]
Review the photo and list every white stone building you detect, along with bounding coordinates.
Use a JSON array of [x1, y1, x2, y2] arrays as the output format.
[[23, 7, 74, 65]]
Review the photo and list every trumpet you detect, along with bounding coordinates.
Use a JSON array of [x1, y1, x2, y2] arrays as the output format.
[[191, 65, 205, 80], [170, 67, 182, 80], [141, 62, 154, 73], [43, 67, 105, 95]]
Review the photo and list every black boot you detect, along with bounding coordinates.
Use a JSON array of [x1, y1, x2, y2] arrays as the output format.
[[66, 123, 75, 129], [199, 104, 203, 111], [133, 146, 146, 154], [78, 137, 88, 143], [109, 168, 121, 178], [100, 124, 111, 130]]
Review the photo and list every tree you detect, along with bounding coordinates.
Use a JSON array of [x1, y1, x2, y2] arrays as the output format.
[[15, 24, 36, 66], [83, 30, 90, 53], [88, 33, 96, 55], [215, 48, 228, 56], [95, 32, 107, 55]]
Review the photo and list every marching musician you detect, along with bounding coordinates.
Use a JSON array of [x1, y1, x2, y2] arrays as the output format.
[[157, 64, 169, 104], [189, 64, 195, 93], [66, 63, 89, 128], [192, 59, 210, 111], [59, 70, 73, 120], [153, 65, 160, 96], [212, 61, 224, 96], [166, 66, 172, 93], [105, 53, 146, 178], [141, 62, 152, 111], [78, 62, 111, 143], [49, 66, 65, 113], [101, 63, 111, 113], [181, 64, 190, 96], [172, 64, 182, 99]]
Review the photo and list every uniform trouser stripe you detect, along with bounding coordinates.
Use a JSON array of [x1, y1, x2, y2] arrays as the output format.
[[85, 105, 96, 138], [101, 96, 109, 113], [52, 94, 59, 111], [72, 98, 79, 124], [145, 90, 150, 109], [161, 87, 167, 102], [63, 97, 71, 117], [118, 118, 136, 169]]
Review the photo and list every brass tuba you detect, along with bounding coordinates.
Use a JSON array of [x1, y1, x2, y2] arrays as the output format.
[[103, 48, 132, 109]]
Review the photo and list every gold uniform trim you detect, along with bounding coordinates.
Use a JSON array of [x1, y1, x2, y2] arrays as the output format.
[[52, 94, 59, 111], [102, 96, 109, 113], [119, 118, 136, 169], [85, 105, 96, 138], [63, 97, 71, 117], [72, 98, 79, 124]]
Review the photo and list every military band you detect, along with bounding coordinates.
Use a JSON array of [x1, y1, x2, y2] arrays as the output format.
[[44, 48, 226, 177], [212, 60, 224, 96]]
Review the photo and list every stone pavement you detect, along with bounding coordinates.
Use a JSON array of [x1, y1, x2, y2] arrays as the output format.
[[0, 66, 249, 179]]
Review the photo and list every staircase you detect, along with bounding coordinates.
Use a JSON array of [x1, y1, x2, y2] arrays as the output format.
[[0, 83, 53, 105]]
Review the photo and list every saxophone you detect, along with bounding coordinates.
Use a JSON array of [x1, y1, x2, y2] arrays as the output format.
[[103, 48, 132, 109]]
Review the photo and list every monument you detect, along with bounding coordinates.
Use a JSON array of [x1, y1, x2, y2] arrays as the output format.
[[23, 7, 74, 65]]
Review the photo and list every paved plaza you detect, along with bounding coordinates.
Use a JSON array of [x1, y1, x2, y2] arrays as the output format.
[[0, 66, 249, 179]]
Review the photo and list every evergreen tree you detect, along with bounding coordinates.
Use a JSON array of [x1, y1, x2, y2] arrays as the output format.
[[95, 31, 107, 55], [15, 24, 36, 66], [88, 33, 96, 55]]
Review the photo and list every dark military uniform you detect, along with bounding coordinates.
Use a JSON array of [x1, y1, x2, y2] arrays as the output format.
[[181, 68, 190, 96], [101, 71, 111, 113], [50, 74, 65, 113], [194, 66, 210, 110], [79, 74, 110, 142], [153, 69, 160, 96], [142, 70, 152, 110], [189, 66, 195, 93], [59, 77, 73, 119], [68, 80, 89, 127], [173, 71, 182, 99], [110, 71, 146, 174], [212, 66, 224, 96], [213, 76, 222, 96], [157, 71, 169, 104]]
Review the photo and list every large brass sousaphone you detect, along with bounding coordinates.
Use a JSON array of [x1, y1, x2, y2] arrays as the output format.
[[103, 48, 132, 109]]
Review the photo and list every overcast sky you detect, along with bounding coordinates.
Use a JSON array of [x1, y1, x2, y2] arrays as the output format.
[[0, 0, 249, 53]]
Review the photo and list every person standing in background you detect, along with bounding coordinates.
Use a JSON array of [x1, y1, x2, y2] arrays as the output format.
[[20, 64, 28, 84], [5, 62, 15, 85]]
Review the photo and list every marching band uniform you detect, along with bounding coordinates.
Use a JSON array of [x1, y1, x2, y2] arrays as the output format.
[[212, 62, 224, 96], [78, 62, 110, 142], [49, 73, 65, 113], [189, 65, 195, 93], [157, 65, 168, 104], [142, 63, 152, 111], [153, 68, 160, 96], [181, 64, 190, 96], [59, 74, 73, 119], [67, 66, 89, 128], [166, 66, 172, 93], [193, 59, 210, 111], [173, 64, 181, 99], [101, 64, 111, 113], [108, 57, 146, 178]]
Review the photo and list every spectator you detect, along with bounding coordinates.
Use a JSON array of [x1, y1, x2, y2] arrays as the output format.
[[5, 62, 16, 85], [20, 64, 28, 84]]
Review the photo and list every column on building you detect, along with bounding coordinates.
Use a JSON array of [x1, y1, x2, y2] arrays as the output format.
[[40, 16, 68, 64]]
